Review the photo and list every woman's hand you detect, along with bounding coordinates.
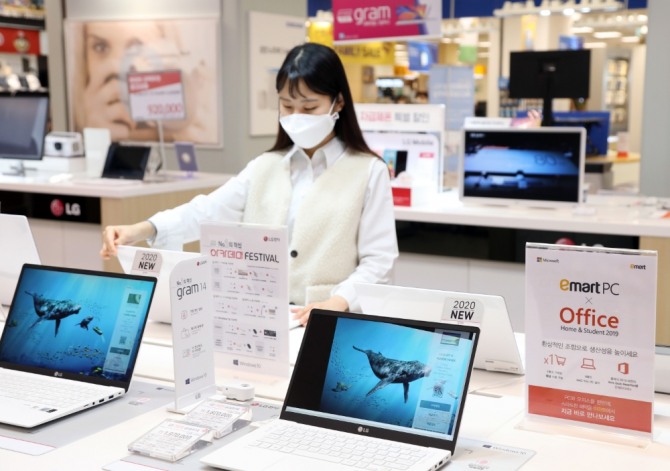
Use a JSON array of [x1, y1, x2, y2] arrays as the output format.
[[100, 221, 156, 260], [291, 295, 349, 327]]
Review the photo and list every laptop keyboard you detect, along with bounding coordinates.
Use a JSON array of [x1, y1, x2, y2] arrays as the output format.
[[248, 421, 431, 470], [0, 369, 111, 409]]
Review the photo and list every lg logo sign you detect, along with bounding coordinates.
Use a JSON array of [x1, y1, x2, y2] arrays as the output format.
[[50, 199, 81, 217]]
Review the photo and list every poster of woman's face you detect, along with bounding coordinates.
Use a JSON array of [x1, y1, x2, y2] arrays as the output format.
[[64, 18, 221, 146]]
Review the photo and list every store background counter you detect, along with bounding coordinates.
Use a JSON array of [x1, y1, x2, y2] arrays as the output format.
[[0, 171, 232, 273], [393, 190, 670, 346]]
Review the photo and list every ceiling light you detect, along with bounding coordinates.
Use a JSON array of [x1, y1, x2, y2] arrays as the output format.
[[593, 31, 622, 39], [584, 41, 607, 48], [621, 36, 640, 43], [540, 9, 551, 16], [563, 8, 575, 16], [571, 26, 594, 34]]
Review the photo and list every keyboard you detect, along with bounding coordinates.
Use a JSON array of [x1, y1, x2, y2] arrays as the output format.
[[0, 368, 112, 409], [247, 421, 430, 470]]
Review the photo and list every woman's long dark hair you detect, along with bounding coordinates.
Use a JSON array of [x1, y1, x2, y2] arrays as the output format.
[[268, 43, 376, 157]]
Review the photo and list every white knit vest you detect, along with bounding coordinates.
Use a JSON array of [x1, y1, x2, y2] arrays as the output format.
[[243, 150, 373, 305]]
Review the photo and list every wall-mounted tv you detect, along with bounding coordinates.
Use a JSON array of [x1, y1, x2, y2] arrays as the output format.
[[459, 127, 586, 208]]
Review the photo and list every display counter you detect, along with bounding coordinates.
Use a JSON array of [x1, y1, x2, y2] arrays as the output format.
[[0, 171, 232, 272], [393, 190, 670, 346], [1, 320, 669, 470]]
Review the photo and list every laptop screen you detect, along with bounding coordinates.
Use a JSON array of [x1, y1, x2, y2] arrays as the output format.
[[0, 265, 156, 388], [283, 310, 479, 452]]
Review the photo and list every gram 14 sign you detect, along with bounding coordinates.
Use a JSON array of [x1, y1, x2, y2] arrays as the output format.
[[525, 243, 657, 436], [127, 70, 186, 122]]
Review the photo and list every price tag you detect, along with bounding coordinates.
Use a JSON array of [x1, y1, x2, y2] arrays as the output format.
[[185, 399, 251, 438], [127, 70, 186, 122], [128, 419, 212, 462]]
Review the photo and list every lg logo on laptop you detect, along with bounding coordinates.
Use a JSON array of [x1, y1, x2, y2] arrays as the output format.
[[357, 426, 369, 434], [54, 371, 63, 377]]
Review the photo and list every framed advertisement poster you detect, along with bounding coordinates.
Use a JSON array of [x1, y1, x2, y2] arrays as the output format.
[[64, 17, 222, 146]]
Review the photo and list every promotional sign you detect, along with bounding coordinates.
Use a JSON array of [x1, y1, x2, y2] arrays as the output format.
[[525, 243, 657, 436], [333, 0, 442, 43], [201, 222, 290, 379], [356, 103, 444, 196], [127, 70, 186, 122], [170, 256, 217, 412]]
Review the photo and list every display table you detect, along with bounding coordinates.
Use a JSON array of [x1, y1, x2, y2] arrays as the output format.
[[1, 320, 669, 470], [0, 171, 232, 272]]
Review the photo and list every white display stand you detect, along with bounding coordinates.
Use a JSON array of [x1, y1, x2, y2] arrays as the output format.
[[169, 256, 217, 412]]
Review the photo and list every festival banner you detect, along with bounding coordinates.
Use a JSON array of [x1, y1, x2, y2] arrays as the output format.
[[201, 222, 289, 379], [525, 243, 657, 436], [333, 0, 442, 44]]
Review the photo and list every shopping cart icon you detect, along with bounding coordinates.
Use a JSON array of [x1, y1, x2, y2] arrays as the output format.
[[555, 355, 566, 366]]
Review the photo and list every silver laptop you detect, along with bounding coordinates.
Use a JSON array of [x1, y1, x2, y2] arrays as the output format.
[[0, 214, 40, 306], [201, 309, 480, 471], [355, 283, 524, 374], [117, 245, 200, 324], [0, 264, 156, 428]]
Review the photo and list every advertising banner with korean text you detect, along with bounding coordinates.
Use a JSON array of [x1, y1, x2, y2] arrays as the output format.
[[201, 222, 290, 379], [525, 243, 657, 436], [333, 0, 442, 44], [170, 256, 217, 411]]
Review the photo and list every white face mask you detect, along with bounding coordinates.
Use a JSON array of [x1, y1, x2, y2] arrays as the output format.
[[279, 100, 339, 150]]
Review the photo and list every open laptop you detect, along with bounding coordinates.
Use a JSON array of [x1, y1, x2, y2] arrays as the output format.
[[117, 245, 200, 324], [201, 309, 480, 471], [0, 214, 41, 306], [0, 264, 156, 428], [355, 283, 524, 375]]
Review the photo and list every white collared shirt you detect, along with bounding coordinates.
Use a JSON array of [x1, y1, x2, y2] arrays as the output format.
[[150, 137, 398, 310]]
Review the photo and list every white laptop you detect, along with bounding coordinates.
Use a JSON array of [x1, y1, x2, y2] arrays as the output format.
[[117, 245, 200, 324], [0, 214, 40, 306], [0, 264, 156, 428], [201, 309, 480, 471], [355, 283, 524, 374]]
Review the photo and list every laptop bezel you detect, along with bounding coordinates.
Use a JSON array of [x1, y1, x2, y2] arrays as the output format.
[[0, 264, 157, 391], [280, 309, 480, 454]]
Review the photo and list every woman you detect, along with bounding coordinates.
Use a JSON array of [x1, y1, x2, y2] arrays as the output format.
[[101, 43, 398, 324]]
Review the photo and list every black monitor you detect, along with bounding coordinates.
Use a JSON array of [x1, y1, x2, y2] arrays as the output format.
[[509, 49, 590, 126], [0, 92, 50, 175]]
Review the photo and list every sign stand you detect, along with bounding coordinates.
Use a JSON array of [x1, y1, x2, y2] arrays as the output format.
[[126, 70, 186, 180], [523, 243, 657, 446]]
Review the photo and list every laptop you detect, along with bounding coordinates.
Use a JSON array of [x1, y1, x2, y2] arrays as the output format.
[[0, 214, 41, 306], [101, 143, 152, 180], [0, 264, 156, 428], [117, 245, 200, 324], [201, 309, 480, 471], [355, 283, 524, 374]]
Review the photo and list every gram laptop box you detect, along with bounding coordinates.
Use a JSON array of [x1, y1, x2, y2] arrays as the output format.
[[201, 309, 480, 471], [0, 214, 41, 306], [355, 283, 524, 374], [0, 264, 156, 428], [117, 245, 200, 324]]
